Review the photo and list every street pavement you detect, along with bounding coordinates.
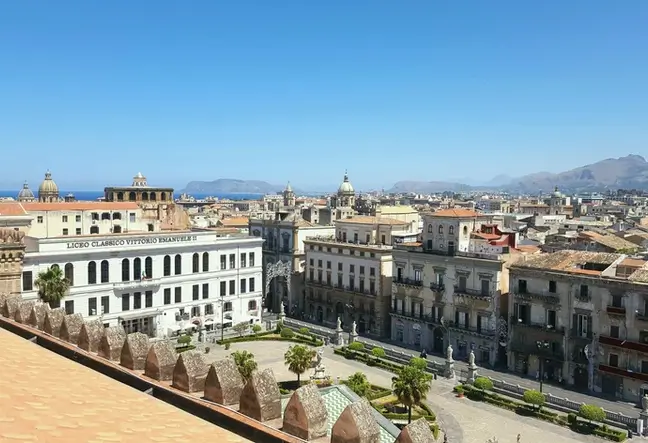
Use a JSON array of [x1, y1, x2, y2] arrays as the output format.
[[284, 317, 640, 419]]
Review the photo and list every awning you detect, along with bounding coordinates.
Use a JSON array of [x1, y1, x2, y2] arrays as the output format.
[[118, 309, 161, 321], [204, 320, 215, 326]]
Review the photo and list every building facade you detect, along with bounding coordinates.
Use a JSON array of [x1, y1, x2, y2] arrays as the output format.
[[21, 231, 263, 338]]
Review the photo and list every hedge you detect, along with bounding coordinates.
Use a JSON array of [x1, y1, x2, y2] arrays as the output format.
[[334, 347, 403, 373], [218, 329, 323, 347], [456, 384, 625, 442]]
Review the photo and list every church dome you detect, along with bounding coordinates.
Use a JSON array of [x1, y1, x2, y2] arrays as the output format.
[[337, 171, 355, 194], [17, 181, 34, 200], [284, 181, 293, 193], [38, 171, 59, 196]]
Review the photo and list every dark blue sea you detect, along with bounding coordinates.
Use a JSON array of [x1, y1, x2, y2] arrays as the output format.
[[0, 190, 264, 201]]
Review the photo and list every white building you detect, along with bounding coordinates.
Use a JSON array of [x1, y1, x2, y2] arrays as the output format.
[[21, 230, 263, 338]]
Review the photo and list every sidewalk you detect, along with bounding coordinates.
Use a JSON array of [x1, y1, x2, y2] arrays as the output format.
[[284, 317, 640, 418]]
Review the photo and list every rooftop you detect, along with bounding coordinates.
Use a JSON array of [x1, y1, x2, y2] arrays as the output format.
[[511, 250, 622, 275], [21, 201, 140, 212], [0, 201, 28, 216], [428, 208, 481, 218], [335, 216, 408, 226], [0, 327, 251, 443]]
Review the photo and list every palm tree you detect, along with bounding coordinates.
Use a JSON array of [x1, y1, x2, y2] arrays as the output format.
[[392, 364, 432, 423], [284, 344, 316, 384], [34, 266, 70, 308], [231, 350, 258, 381]]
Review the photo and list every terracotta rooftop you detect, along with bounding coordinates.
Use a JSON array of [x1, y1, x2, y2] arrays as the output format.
[[0, 202, 27, 216], [0, 328, 250, 443], [511, 250, 622, 273], [619, 258, 647, 268], [430, 208, 480, 218], [335, 216, 408, 226], [21, 202, 140, 211], [219, 216, 250, 227]]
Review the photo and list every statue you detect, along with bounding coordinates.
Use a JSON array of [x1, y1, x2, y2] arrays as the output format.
[[336, 316, 342, 331], [468, 350, 476, 366], [446, 344, 454, 361], [316, 348, 324, 367], [642, 394, 648, 412], [351, 321, 357, 335], [311, 347, 327, 380]]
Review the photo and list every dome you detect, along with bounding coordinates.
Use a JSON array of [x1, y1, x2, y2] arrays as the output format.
[[38, 171, 59, 195], [17, 181, 34, 200], [284, 181, 293, 193], [337, 171, 355, 194], [132, 172, 148, 187]]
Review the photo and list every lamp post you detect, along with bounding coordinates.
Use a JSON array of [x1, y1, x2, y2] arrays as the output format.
[[536, 340, 549, 392]]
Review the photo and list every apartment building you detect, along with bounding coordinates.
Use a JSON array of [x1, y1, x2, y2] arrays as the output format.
[[302, 216, 410, 337], [508, 250, 648, 402], [390, 209, 514, 366]]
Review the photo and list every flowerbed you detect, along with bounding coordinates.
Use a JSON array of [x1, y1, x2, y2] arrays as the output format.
[[217, 329, 323, 347]]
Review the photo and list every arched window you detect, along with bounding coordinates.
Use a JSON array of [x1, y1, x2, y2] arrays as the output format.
[[113, 225, 122, 233], [121, 259, 130, 282], [88, 261, 97, 284], [150, 192, 157, 201], [64, 263, 74, 286], [142, 192, 149, 201], [128, 192, 136, 201], [174, 254, 182, 275], [202, 252, 209, 272], [449, 226, 455, 235], [248, 300, 257, 311], [145, 257, 153, 278], [463, 226, 468, 236], [163, 255, 171, 276], [116, 192, 124, 201], [438, 225, 444, 234], [147, 224, 154, 232], [134, 257, 142, 280], [192, 253, 199, 273], [90, 226, 99, 234], [427, 224, 433, 233], [112, 212, 121, 220], [101, 212, 111, 220], [161, 192, 167, 201], [100, 260, 110, 283]]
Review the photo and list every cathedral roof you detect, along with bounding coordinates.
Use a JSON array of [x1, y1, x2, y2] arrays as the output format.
[[38, 171, 59, 196], [17, 181, 34, 200], [337, 171, 354, 195]]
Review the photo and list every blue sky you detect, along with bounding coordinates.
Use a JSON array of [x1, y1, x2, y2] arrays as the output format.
[[1, 1, 647, 191]]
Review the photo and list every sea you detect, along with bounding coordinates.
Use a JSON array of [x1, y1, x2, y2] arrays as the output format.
[[0, 190, 264, 201]]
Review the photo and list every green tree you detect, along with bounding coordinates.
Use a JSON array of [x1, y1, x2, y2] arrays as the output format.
[[252, 324, 262, 334], [232, 350, 258, 381], [299, 327, 310, 335], [233, 322, 249, 337], [280, 328, 295, 338], [473, 377, 493, 392], [371, 347, 386, 362], [346, 372, 371, 397], [409, 357, 428, 371], [522, 389, 545, 411], [284, 344, 316, 383], [34, 265, 70, 308], [579, 404, 605, 424], [348, 341, 364, 352], [392, 364, 432, 423], [177, 334, 192, 346]]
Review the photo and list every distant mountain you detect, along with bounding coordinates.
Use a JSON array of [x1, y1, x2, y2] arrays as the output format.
[[486, 174, 514, 187], [505, 154, 648, 192], [181, 179, 293, 195], [387, 180, 475, 194]]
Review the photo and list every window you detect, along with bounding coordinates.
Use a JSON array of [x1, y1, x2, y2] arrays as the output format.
[[240, 279, 247, 293], [133, 292, 142, 309], [22, 271, 33, 291], [309, 269, 314, 281], [327, 261, 331, 269], [318, 259, 323, 268], [129, 212, 136, 222], [145, 291, 153, 308], [427, 224, 433, 233], [64, 263, 74, 286], [370, 267, 376, 277], [249, 277, 255, 292], [37, 216, 43, 223], [546, 310, 556, 328], [64, 300, 74, 315], [220, 255, 226, 270], [75, 228, 81, 235], [309, 258, 314, 267], [610, 325, 620, 338], [202, 283, 209, 299], [100, 260, 109, 283], [249, 252, 255, 267], [609, 354, 619, 368], [95, 296, 107, 316], [457, 275, 467, 291], [91, 212, 99, 221], [145, 257, 153, 278], [229, 254, 235, 269], [220, 281, 227, 296], [192, 253, 199, 273], [576, 314, 591, 338], [121, 259, 130, 282], [205, 304, 214, 315], [612, 295, 623, 308], [134, 258, 141, 280], [449, 226, 454, 235], [518, 279, 527, 293], [248, 300, 257, 311], [548, 280, 557, 293], [414, 269, 422, 282], [359, 266, 365, 275], [88, 261, 97, 284], [90, 226, 99, 234], [438, 225, 443, 234], [480, 279, 490, 296], [88, 297, 97, 316], [580, 284, 589, 299], [338, 263, 343, 271], [224, 302, 233, 312], [163, 255, 171, 276], [229, 280, 235, 295], [62, 228, 68, 236], [193, 284, 199, 300], [350, 264, 355, 273], [75, 215, 81, 222], [241, 253, 247, 268], [122, 294, 130, 311], [164, 288, 171, 305], [174, 254, 182, 275], [202, 252, 209, 272], [174, 287, 182, 303], [369, 280, 376, 295]]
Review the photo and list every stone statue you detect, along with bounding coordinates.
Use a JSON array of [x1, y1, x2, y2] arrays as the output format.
[[279, 302, 285, 315], [446, 344, 453, 361], [468, 350, 476, 366], [642, 394, 648, 412], [0, 228, 25, 245], [336, 316, 342, 331], [351, 321, 357, 335], [316, 348, 324, 367]]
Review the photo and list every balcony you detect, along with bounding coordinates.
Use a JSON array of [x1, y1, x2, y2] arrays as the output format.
[[429, 282, 445, 292], [637, 311, 648, 322], [445, 320, 496, 337], [453, 286, 491, 299], [599, 335, 648, 354], [513, 291, 560, 305], [509, 340, 565, 360], [393, 278, 423, 288], [113, 278, 161, 291], [306, 235, 393, 250], [598, 364, 648, 383], [390, 308, 438, 324], [606, 305, 626, 317], [509, 315, 565, 334]]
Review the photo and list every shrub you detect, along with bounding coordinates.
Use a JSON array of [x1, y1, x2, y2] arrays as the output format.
[[299, 327, 310, 335], [348, 341, 364, 351], [522, 389, 545, 410], [233, 321, 249, 337], [409, 357, 428, 371], [280, 328, 295, 338], [177, 334, 192, 345], [454, 385, 464, 394], [252, 324, 262, 333], [579, 404, 606, 424], [473, 377, 493, 392], [371, 347, 386, 359], [224, 342, 231, 350]]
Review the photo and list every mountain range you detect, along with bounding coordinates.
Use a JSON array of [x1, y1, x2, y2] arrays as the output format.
[[388, 154, 648, 194], [180, 179, 303, 195]]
